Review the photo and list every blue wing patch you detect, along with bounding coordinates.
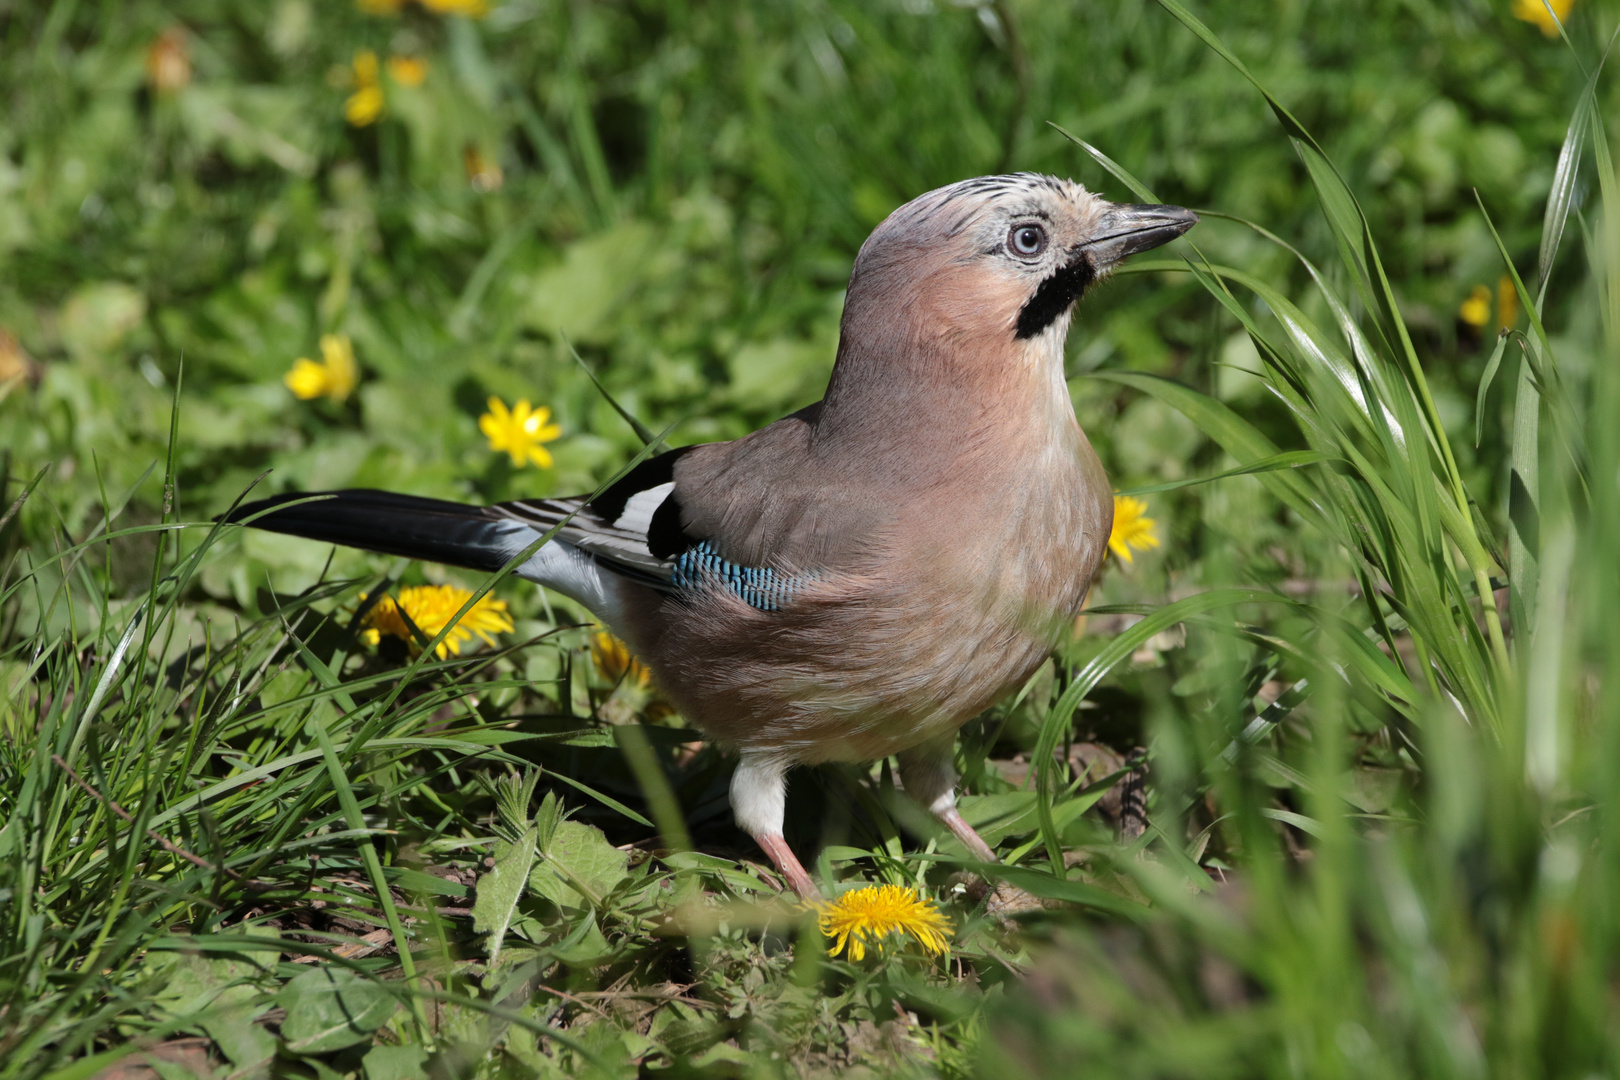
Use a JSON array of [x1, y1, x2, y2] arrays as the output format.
[[670, 541, 811, 612]]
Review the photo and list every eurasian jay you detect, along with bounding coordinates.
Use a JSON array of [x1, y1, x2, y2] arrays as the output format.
[[227, 174, 1196, 899]]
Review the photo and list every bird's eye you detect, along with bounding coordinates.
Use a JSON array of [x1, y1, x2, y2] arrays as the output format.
[[1008, 223, 1047, 258]]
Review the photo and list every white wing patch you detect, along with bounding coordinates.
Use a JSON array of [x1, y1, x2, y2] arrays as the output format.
[[491, 494, 676, 587], [612, 481, 675, 534]]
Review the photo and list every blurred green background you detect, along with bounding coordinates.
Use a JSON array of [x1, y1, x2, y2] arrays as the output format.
[[0, 0, 1583, 605], [1, 1, 1611, 1076]]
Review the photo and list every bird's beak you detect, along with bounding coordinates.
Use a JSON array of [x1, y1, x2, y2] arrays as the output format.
[[1079, 203, 1199, 272]]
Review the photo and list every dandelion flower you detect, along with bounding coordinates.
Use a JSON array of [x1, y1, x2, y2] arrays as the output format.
[[1108, 494, 1160, 565], [345, 50, 384, 126], [144, 27, 190, 93], [479, 397, 562, 469], [819, 885, 951, 961], [285, 334, 359, 403], [1458, 285, 1491, 330], [420, 0, 490, 16], [360, 0, 487, 13], [464, 145, 504, 193], [1496, 275, 1519, 331], [1513, 0, 1572, 36], [0, 331, 31, 386], [387, 55, 428, 87], [590, 630, 650, 689], [358, 584, 513, 658]]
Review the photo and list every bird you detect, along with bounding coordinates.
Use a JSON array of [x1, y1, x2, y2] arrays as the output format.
[[226, 174, 1196, 900]]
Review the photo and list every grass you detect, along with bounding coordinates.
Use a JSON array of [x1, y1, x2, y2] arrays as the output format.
[[2, 0, 1618, 1076]]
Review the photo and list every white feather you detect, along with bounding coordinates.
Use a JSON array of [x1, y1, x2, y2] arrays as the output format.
[[729, 753, 789, 838], [612, 481, 675, 534]]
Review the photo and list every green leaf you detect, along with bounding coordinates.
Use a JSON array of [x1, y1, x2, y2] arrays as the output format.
[[362, 1044, 430, 1080], [549, 913, 615, 966], [533, 789, 565, 848], [1084, 371, 1326, 530], [1036, 588, 1299, 874], [1537, 25, 1617, 293], [155, 950, 272, 1017], [980, 863, 1146, 919], [1474, 331, 1512, 448], [565, 333, 661, 447], [1117, 450, 1335, 496], [527, 819, 631, 911], [1051, 124, 1160, 202], [521, 222, 657, 344], [205, 1011, 277, 1072], [493, 768, 543, 840], [472, 823, 539, 967], [278, 967, 398, 1055]]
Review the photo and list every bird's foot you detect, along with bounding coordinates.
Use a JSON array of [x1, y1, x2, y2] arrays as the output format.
[[754, 831, 821, 902]]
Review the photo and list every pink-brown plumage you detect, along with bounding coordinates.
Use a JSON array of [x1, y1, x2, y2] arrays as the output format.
[[624, 176, 1117, 765], [227, 173, 1195, 899]]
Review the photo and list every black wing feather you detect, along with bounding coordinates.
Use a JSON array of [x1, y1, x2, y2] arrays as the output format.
[[223, 446, 703, 586], [223, 490, 525, 573]]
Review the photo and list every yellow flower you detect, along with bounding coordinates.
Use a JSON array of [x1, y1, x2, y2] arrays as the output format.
[[358, 584, 513, 658], [420, 0, 489, 16], [345, 50, 383, 126], [1108, 494, 1160, 564], [387, 55, 428, 87], [818, 885, 951, 961], [464, 145, 504, 193], [479, 397, 562, 469], [144, 27, 190, 93], [284, 334, 359, 403], [590, 630, 651, 688], [1459, 284, 1491, 330], [1513, 0, 1572, 35], [1496, 274, 1519, 331], [361, 0, 487, 13], [0, 331, 31, 386]]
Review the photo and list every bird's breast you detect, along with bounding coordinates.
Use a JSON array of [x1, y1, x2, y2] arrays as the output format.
[[629, 422, 1110, 765]]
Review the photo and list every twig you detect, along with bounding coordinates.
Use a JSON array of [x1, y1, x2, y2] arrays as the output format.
[[53, 754, 245, 882]]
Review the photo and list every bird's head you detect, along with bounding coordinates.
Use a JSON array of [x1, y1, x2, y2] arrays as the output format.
[[843, 173, 1197, 359]]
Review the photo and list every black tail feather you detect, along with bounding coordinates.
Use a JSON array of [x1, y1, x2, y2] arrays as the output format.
[[221, 489, 528, 573]]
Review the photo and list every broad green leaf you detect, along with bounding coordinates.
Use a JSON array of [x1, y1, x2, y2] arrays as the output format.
[[278, 967, 398, 1054], [152, 934, 279, 1068], [363, 1044, 430, 1080], [521, 221, 657, 343], [527, 819, 631, 910], [205, 1010, 277, 1072], [549, 914, 615, 966]]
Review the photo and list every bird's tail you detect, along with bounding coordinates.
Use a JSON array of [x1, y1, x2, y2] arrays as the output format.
[[222, 489, 536, 573]]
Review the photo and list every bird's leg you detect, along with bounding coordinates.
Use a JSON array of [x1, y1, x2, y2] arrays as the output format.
[[754, 832, 819, 901], [896, 736, 999, 864], [731, 752, 821, 901], [899, 737, 1046, 917]]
